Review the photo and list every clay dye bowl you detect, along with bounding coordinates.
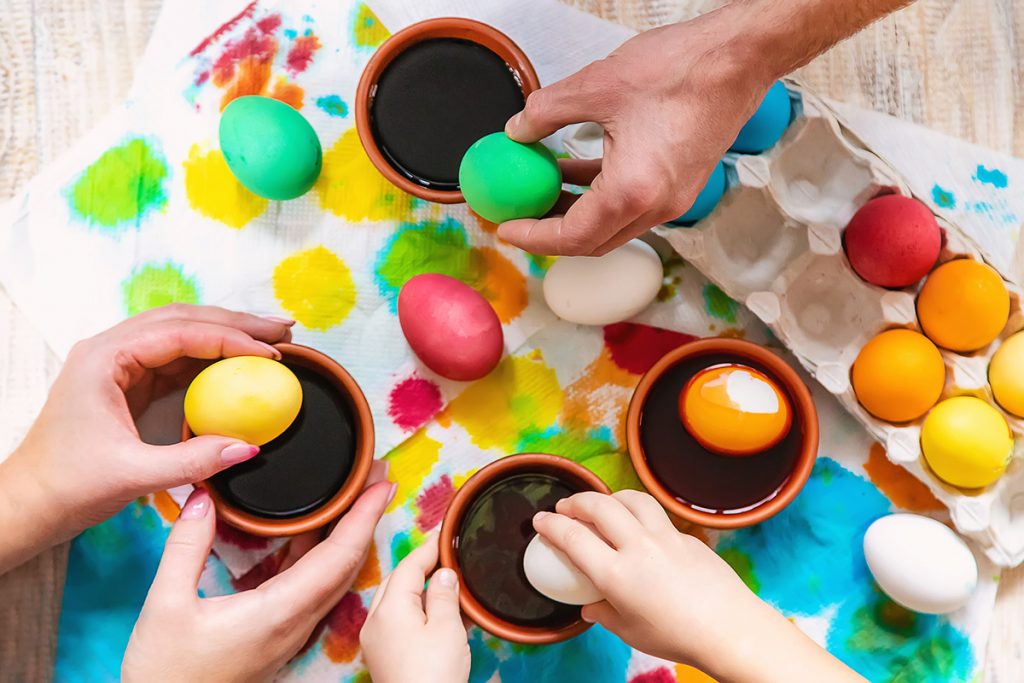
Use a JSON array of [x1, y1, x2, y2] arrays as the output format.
[[626, 338, 818, 529], [183, 343, 375, 537], [438, 453, 610, 644], [355, 17, 540, 204]]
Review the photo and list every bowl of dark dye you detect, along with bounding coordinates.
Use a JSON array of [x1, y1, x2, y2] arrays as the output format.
[[438, 453, 610, 644], [183, 343, 375, 537], [626, 338, 818, 528], [355, 17, 540, 204]]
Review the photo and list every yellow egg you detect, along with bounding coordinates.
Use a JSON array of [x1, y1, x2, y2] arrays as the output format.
[[917, 259, 1009, 352], [921, 396, 1012, 488], [852, 329, 945, 422], [185, 356, 303, 446], [679, 364, 792, 456], [990, 332, 1024, 417]]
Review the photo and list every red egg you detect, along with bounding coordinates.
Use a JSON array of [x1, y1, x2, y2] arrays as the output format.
[[398, 274, 504, 381], [844, 195, 941, 288]]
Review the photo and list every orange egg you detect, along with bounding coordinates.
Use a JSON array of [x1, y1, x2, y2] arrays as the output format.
[[679, 364, 792, 456], [852, 329, 945, 422], [917, 260, 1009, 352]]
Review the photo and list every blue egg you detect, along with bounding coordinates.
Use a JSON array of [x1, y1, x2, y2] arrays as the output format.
[[730, 81, 792, 154], [670, 160, 727, 226]]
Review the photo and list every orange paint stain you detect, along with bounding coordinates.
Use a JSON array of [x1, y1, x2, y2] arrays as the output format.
[[864, 443, 943, 512], [152, 491, 180, 522], [269, 75, 304, 109], [560, 348, 640, 441], [322, 592, 367, 663], [353, 541, 381, 591], [475, 246, 527, 323], [676, 664, 718, 682]]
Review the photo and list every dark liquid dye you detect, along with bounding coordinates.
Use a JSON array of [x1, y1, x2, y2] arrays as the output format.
[[210, 364, 357, 519], [370, 38, 526, 189], [457, 473, 580, 629], [640, 354, 801, 513]]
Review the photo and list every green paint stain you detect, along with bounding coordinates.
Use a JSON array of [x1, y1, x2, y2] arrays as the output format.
[[527, 253, 556, 278], [68, 138, 168, 229], [390, 529, 415, 566], [315, 94, 349, 118], [702, 284, 738, 323], [579, 452, 645, 492], [122, 262, 200, 316], [720, 547, 760, 593], [516, 426, 616, 463]]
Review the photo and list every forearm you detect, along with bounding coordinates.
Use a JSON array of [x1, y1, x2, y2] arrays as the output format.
[[0, 448, 67, 574]]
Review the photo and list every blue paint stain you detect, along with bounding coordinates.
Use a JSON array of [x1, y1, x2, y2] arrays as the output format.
[[498, 625, 630, 683], [284, 28, 297, 39], [974, 165, 1008, 189], [469, 631, 500, 683], [55, 502, 170, 682], [316, 94, 349, 118], [932, 184, 956, 209]]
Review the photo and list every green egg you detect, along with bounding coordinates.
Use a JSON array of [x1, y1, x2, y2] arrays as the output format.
[[219, 96, 322, 201], [459, 132, 562, 223]]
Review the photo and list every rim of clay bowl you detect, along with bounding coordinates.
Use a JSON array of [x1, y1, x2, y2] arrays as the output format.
[[438, 453, 611, 644], [184, 343, 375, 537], [354, 17, 541, 204], [626, 338, 818, 529]]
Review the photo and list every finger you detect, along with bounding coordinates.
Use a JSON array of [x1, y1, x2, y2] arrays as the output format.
[[581, 600, 625, 631], [148, 488, 216, 598], [134, 437, 259, 492], [532, 511, 615, 579], [367, 574, 393, 619], [548, 191, 583, 217], [126, 304, 295, 344], [365, 459, 389, 488], [554, 492, 643, 549], [612, 490, 675, 533], [424, 568, 463, 628], [506, 68, 611, 142], [559, 158, 602, 186], [278, 529, 325, 573], [125, 320, 283, 369], [376, 534, 440, 622], [260, 481, 394, 616]]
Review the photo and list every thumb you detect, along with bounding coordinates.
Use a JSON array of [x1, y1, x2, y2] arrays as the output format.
[[506, 70, 607, 143], [138, 436, 260, 491], [149, 488, 216, 599], [581, 600, 625, 631], [425, 568, 463, 628]]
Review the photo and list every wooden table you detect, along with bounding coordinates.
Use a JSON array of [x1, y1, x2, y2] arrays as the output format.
[[1, 0, 1021, 679]]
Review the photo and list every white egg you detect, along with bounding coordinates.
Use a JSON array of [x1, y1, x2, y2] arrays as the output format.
[[542, 239, 663, 326], [523, 534, 603, 605], [863, 514, 978, 615]]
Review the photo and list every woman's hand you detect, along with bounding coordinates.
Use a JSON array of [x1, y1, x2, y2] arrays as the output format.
[[0, 304, 294, 572], [122, 480, 395, 683], [361, 537, 471, 683], [534, 490, 865, 682]]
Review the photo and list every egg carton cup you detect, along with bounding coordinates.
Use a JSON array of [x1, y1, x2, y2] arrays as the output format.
[[564, 83, 1024, 567]]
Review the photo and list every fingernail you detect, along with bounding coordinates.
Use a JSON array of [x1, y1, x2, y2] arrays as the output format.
[[435, 568, 457, 589], [259, 342, 282, 359], [506, 112, 522, 132], [581, 610, 595, 623], [181, 488, 211, 519], [222, 443, 259, 466], [534, 511, 550, 523], [386, 482, 398, 506], [262, 315, 295, 326]]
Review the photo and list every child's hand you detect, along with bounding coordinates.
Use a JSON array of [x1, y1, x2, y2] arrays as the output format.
[[361, 536, 471, 683], [122, 480, 394, 682], [0, 305, 293, 571], [534, 491, 865, 683]]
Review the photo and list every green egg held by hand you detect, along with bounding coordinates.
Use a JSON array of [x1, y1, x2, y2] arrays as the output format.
[[459, 133, 562, 223], [219, 96, 323, 200]]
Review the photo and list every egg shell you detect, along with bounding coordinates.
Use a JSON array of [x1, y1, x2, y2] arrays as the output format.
[[990, 332, 1024, 417], [916, 259, 1009, 352], [219, 96, 323, 200], [670, 160, 728, 225], [184, 356, 303, 446], [542, 239, 663, 326], [730, 81, 792, 154], [398, 274, 503, 382], [459, 133, 562, 223], [844, 195, 941, 288], [864, 514, 978, 614], [852, 329, 944, 422], [921, 396, 1012, 489], [523, 532, 603, 605]]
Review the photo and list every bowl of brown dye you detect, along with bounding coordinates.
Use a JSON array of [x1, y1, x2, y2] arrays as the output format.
[[183, 343, 375, 537], [626, 338, 818, 529], [355, 17, 540, 204], [438, 453, 610, 644]]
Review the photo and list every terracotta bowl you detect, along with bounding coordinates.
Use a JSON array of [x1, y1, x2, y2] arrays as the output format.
[[438, 453, 611, 644], [626, 338, 818, 528], [183, 343, 375, 537], [355, 17, 541, 204]]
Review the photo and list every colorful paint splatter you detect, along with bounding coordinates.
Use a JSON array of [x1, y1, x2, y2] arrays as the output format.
[[122, 261, 201, 315], [67, 138, 168, 229]]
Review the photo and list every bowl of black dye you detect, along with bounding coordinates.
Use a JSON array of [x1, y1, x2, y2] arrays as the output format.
[[355, 17, 540, 204], [438, 453, 610, 644], [183, 343, 375, 537]]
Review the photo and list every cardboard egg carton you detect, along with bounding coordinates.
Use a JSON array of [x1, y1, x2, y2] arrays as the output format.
[[565, 85, 1024, 567]]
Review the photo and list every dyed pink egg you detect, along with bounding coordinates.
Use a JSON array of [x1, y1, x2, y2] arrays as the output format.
[[398, 274, 503, 382], [844, 194, 941, 288]]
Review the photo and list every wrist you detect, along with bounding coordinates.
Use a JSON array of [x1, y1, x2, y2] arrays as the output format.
[[0, 447, 69, 573]]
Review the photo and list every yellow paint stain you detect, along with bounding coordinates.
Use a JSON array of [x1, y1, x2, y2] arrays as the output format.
[[315, 128, 415, 222], [864, 442, 944, 512], [183, 145, 268, 228], [445, 353, 563, 451], [273, 246, 356, 331], [475, 247, 528, 323], [452, 469, 476, 490], [676, 664, 718, 682], [383, 431, 442, 512], [353, 540, 381, 590], [560, 348, 638, 442]]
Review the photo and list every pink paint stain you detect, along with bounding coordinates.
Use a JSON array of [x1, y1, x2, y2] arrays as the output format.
[[190, 1, 257, 56], [388, 376, 443, 431], [322, 592, 367, 662], [286, 34, 321, 74], [630, 669, 676, 683], [216, 519, 271, 550], [210, 15, 281, 85], [415, 475, 454, 533], [604, 323, 697, 375]]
